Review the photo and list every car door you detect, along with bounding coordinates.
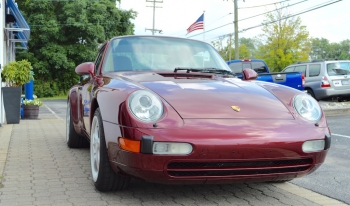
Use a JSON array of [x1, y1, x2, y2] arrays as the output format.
[[306, 64, 322, 90]]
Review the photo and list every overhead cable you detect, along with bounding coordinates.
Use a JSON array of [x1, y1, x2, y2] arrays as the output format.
[[239, 0, 292, 9]]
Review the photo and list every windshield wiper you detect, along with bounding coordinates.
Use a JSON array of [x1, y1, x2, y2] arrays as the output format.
[[174, 67, 236, 76]]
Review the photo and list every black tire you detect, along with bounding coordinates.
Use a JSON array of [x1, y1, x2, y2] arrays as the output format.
[[66, 101, 89, 148], [270, 180, 291, 183], [90, 108, 130, 191], [306, 89, 316, 99]]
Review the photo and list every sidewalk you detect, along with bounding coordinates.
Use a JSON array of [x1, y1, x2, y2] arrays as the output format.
[[0, 110, 349, 205]]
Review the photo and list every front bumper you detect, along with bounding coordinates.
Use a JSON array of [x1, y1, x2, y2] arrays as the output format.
[[104, 119, 330, 184]]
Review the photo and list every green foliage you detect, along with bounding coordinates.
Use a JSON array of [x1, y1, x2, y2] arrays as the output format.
[[211, 38, 253, 61], [310, 38, 350, 60], [239, 37, 258, 58], [256, 9, 311, 71], [1, 59, 34, 87], [15, 0, 136, 96]]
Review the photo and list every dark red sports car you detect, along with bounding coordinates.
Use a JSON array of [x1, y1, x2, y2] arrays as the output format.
[[67, 36, 331, 192]]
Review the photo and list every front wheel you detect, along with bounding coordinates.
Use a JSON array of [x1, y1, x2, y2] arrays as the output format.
[[90, 108, 130, 191]]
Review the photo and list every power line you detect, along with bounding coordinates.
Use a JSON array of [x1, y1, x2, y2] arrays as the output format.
[[189, 0, 341, 40], [240, 0, 342, 33], [164, 12, 233, 36], [188, 0, 308, 39], [239, 0, 292, 9], [239, 0, 307, 22]]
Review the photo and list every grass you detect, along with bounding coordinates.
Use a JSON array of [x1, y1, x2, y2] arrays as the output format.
[[40, 94, 67, 101]]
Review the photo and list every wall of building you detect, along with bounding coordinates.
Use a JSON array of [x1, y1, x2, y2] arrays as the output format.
[[1, 0, 5, 125]]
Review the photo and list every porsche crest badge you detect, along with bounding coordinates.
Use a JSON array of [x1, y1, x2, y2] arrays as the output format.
[[231, 106, 240, 112]]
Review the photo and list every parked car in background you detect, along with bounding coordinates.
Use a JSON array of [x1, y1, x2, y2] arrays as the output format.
[[67, 36, 330, 192], [227, 59, 304, 91], [282, 60, 350, 100]]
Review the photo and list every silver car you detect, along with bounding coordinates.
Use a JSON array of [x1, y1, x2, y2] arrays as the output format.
[[282, 60, 350, 100]]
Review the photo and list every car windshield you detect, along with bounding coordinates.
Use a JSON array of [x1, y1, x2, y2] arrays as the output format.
[[327, 62, 350, 76], [103, 37, 231, 73]]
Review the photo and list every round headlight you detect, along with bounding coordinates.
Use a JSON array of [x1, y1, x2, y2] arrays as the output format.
[[293, 94, 322, 122], [128, 90, 163, 122]]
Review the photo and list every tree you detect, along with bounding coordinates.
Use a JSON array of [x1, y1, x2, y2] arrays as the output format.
[[309, 38, 330, 60], [339, 40, 350, 60], [256, 7, 311, 71], [309, 38, 350, 60], [16, 0, 136, 97], [212, 38, 251, 61], [239, 37, 258, 58]]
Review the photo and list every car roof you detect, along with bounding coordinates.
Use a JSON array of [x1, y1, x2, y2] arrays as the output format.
[[288, 60, 350, 66]]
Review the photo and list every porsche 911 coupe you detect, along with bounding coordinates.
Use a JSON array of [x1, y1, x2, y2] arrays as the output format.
[[67, 36, 331, 191]]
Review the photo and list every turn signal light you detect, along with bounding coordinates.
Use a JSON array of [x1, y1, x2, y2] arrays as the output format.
[[118, 137, 140, 153]]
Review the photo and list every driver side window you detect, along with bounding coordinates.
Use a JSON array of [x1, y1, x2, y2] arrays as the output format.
[[94, 45, 106, 75]]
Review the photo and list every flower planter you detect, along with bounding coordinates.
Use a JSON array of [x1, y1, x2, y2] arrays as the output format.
[[2, 87, 22, 124], [24, 105, 39, 119]]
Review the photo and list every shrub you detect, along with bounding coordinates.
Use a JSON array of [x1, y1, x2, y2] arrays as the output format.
[[23, 98, 43, 106]]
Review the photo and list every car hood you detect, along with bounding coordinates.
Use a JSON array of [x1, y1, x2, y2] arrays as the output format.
[[119, 73, 294, 119]]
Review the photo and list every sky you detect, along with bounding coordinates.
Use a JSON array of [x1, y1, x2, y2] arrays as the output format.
[[118, 0, 350, 44]]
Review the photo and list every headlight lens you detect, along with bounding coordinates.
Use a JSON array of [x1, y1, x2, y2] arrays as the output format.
[[302, 140, 325, 152], [293, 94, 322, 122], [153, 142, 192, 155], [128, 90, 163, 122]]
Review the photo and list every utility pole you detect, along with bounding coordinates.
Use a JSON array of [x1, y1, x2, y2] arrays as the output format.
[[234, 0, 239, 59], [229, 33, 232, 61], [145, 0, 163, 35]]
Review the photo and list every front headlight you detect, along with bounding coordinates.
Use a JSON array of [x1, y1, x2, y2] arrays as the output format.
[[128, 90, 163, 122], [293, 94, 322, 122]]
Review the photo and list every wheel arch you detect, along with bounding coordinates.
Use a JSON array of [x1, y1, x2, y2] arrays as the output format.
[[68, 88, 81, 134]]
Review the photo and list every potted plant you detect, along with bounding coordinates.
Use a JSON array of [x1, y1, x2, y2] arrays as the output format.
[[1, 59, 33, 124], [22, 96, 43, 119]]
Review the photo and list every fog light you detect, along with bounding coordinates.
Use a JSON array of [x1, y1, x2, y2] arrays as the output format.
[[302, 140, 325, 152], [153, 142, 192, 155]]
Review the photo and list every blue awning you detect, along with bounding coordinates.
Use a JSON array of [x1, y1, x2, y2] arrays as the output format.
[[6, 0, 31, 49]]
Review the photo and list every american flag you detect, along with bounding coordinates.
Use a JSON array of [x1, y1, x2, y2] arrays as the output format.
[[186, 14, 204, 34]]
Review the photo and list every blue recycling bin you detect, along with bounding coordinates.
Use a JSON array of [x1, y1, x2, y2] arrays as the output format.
[[24, 79, 34, 100]]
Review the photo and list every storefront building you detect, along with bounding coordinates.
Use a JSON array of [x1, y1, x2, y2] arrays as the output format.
[[0, 0, 30, 125]]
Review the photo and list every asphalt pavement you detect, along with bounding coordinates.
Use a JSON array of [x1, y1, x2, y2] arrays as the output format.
[[0, 100, 349, 206]]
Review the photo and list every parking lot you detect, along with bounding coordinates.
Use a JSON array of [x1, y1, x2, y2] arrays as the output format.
[[0, 100, 349, 206]]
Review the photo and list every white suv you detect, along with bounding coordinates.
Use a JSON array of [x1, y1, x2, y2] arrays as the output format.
[[282, 60, 350, 100]]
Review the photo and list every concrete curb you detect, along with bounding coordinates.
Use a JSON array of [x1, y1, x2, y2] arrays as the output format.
[[319, 101, 350, 117], [323, 108, 350, 117], [0, 124, 12, 184], [273, 182, 349, 206]]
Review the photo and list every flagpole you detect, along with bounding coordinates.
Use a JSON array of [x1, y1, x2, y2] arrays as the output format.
[[203, 11, 205, 41]]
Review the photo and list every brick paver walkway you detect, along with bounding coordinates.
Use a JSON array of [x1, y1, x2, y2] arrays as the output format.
[[0, 119, 347, 206]]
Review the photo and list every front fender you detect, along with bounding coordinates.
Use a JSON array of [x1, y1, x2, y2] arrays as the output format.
[[256, 81, 328, 128]]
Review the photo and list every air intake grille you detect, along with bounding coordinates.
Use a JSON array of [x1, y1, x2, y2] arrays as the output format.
[[167, 158, 313, 177], [168, 159, 312, 169]]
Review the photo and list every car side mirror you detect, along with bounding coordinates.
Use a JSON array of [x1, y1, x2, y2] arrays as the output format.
[[75, 62, 95, 77], [242, 68, 258, 80]]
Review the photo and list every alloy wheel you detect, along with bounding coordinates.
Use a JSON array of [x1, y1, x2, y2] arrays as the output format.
[[90, 116, 100, 182]]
